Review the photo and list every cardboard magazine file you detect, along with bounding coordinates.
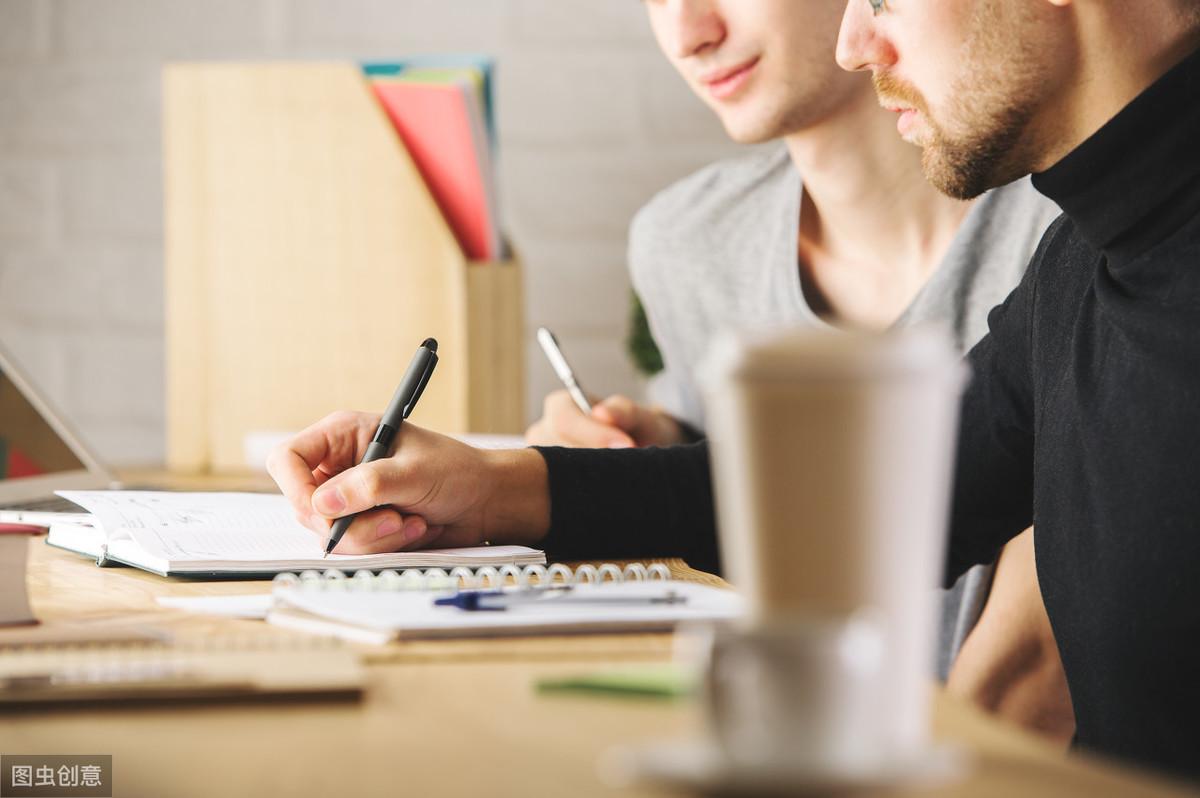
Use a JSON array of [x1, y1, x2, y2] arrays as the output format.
[[164, 62, 524, 473]]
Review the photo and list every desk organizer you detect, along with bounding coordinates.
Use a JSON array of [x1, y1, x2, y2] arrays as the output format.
[[164, 62, 524, 472]]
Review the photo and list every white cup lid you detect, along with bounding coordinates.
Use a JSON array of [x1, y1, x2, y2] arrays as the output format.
[[700, 325, 968, 386]]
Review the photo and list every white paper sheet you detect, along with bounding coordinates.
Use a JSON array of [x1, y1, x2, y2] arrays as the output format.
[[157, 594, 274, 619]]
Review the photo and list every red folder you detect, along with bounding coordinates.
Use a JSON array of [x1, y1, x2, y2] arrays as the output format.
[[371, 80, 499, 261]]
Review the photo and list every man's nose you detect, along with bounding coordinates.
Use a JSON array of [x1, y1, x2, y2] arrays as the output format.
[[836, 0, 894, 73], [666, 0, 725, 59]]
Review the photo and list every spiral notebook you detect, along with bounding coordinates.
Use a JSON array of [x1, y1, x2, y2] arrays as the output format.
[[45, 491, 545, 578], [264, 564, 745, 644]]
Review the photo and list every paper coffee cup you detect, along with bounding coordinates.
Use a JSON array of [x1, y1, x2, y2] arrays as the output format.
[[700, 325, 967, 756], [702, 615, 885, 773]]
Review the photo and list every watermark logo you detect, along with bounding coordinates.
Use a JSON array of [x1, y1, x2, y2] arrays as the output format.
[[1, 756, 111, 797]]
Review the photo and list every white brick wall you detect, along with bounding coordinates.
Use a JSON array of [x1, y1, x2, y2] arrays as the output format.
[[0, 163, 54, 241], [0, 0, 743, 465], [55, 0, 275, 58], [0, 1, 49, 62]]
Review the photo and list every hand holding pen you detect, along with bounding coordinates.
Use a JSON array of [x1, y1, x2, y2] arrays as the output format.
[[320, 338, 440, 557], [267, 338, 554, 557], [269, 338, 516, 556], [525, 326, 692, 449]]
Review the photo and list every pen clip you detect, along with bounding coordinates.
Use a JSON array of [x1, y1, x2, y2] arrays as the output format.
[[402, 351, 438, 418]]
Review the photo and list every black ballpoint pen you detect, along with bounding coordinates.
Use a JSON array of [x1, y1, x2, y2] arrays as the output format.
[[323, 337, 439, 557]]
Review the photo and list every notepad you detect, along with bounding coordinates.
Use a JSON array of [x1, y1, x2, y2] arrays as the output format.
[[45, 491, 545, 578], [266, 579, 745, 644]]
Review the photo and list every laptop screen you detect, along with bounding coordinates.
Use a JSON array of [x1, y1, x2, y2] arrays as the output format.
[[0, 366, 85, 482]]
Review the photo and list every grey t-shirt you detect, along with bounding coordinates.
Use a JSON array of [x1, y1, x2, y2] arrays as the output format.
[[629, 144, 1061, 679]]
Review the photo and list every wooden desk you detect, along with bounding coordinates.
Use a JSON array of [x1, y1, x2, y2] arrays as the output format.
[[2, 538, 1193, 797]]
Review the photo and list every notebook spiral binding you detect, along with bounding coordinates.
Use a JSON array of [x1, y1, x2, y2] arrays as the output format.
[[271, 562, 674, 593]]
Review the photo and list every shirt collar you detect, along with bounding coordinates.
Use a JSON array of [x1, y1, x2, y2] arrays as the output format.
[[1032, 45, 1200, 264]]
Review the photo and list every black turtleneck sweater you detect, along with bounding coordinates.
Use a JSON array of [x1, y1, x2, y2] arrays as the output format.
[[537, 47, 1200, 779]]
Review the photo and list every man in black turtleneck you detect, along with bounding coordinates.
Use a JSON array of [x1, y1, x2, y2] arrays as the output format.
[[269, 0, 1200, 781], [832, 0, 1200, 777]]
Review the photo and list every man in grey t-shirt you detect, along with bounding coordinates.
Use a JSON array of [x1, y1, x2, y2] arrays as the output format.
[[625, 147, 1059, 688], [527, 0, 1071, 740], [628, 148, 1056, 436]]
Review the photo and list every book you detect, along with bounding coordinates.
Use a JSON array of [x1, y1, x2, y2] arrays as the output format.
[[0, 631, 364, 706], [0, 532, 36, 627], [370, 70, 501, 261], [264, 565, 745, 644], [45, 491, 545, 579]]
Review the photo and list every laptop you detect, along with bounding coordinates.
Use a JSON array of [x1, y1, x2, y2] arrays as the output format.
[[0, 340, 119, 525]]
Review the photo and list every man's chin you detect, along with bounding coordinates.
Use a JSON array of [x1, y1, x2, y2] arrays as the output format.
[[920, 145, 994, 200], [917, 114, 1037, 199], [721, 125, 781, 146], [717, 112, 792, 145]]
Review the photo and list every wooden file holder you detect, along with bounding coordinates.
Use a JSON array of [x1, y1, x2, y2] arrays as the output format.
[[163, 62, 524, 473]]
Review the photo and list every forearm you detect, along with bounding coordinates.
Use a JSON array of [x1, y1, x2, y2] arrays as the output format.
[[480, 447, 551, 546], [947, 529, 1075, 744], [535, 442, 721, 573]]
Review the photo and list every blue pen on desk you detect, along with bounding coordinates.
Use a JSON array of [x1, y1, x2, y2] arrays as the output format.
[[434, 585, 687, 612], [322, 338, 439, 558]]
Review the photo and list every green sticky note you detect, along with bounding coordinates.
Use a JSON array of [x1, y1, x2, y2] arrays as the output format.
[[536, 665, 697, 700]]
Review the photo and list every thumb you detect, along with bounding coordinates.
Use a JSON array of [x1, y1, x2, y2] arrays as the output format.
[[592, 395, 640, 434], [311, 459, 416, 518]]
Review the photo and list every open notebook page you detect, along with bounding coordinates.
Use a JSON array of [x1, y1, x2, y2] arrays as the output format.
[[56, 491, 542, 570]]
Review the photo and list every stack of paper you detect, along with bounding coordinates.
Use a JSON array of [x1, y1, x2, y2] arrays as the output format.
[[365, 56, 502, 261]]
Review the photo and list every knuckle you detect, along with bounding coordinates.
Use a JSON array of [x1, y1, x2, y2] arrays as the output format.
[[325, 409, 356, 427], [265, 443, 295, 476], [355, 466, 384, 501], [348, 515, 388, 550], [602, 395, 631, 417], [264, 447, 283, 476]]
